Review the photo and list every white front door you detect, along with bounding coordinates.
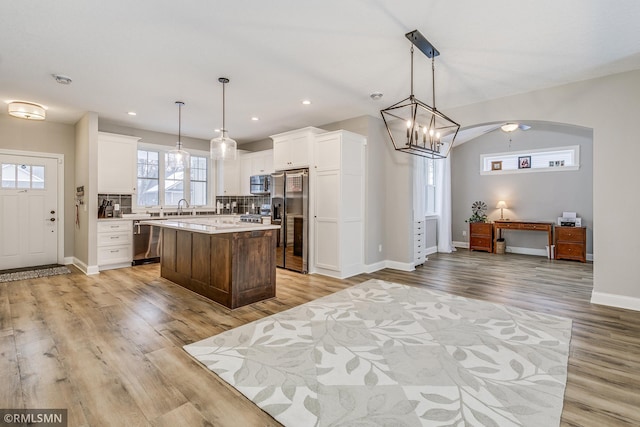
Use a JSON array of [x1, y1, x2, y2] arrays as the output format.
[[0, 154, 59, 270]]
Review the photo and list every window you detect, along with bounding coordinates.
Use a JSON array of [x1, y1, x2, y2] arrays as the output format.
[[137, 146, 211, 207], [1, 163, 45, 189], [190, 155, 208, 206], [164, 152, 184, 206], [480, 145, 580, 175], [425, 158, 436, 214], [137, 150, 159, 206]]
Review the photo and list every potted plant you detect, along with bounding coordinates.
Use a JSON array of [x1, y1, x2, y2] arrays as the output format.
[[465, 201, 488, 223]]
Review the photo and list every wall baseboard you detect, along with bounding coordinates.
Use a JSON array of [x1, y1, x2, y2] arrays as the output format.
[[363, 260, 415, 274], [591, 291, 640, 312], [73, 257, 99, 275], [453, 241, 469, 249], [425, 246, 438, 256], [63, 256, 74, 265]]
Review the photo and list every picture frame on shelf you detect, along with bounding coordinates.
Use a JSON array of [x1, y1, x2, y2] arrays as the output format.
[[491, 161, 502, 171], [518, 156, 531, 169]]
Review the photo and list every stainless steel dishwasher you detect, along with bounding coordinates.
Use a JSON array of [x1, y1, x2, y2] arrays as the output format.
[[132, 220, 161, 265]]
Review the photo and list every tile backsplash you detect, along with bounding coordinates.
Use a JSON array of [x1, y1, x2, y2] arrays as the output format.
[[215, 195, 270, 214], [98, 194, 132, 216]]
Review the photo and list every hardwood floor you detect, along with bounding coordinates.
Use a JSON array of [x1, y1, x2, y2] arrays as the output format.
[[1, 251, 639, 426]]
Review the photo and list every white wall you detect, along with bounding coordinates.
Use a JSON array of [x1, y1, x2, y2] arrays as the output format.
[[446, 69, 640, 310], [0, 114, 76, 259], [451, 122, 593, 255]]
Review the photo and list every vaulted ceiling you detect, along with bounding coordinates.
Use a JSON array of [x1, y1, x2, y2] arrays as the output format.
[[2, 1, 639, 144]]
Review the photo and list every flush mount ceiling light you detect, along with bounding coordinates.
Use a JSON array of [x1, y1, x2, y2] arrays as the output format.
[[167, 101, 190, 171], [380, 30, 460, 159], [370, 92, 384, 101], [7, 101, 46, 120], [210, 77, 237, 161], [501, 122, 531, 132]]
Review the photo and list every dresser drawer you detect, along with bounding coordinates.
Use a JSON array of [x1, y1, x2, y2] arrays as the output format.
[[555, 242, 585, 260], [556, 227, 585, 242], [521, 223, 549, 231], [97, 231, 132, 246], [98, 221, 133, 233], [97, 244, 132, 265], [470, 236, 492, 251]]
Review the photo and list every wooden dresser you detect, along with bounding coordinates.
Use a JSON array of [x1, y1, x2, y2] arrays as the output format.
[[469, 222, 493, 253], [555, 226, 587, 262]]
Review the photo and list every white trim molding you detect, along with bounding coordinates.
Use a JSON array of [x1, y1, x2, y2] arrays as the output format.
[[591, 291, 640, 312]]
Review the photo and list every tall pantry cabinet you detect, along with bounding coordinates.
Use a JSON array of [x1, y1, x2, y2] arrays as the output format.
[[312, 130, 366, 279]]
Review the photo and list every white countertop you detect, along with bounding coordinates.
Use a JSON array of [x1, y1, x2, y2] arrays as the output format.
[[98, 214, 241, 221], [141, 218, 279, 234]]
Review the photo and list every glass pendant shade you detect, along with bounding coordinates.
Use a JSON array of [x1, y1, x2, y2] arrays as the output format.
[[167, 141, 191, 170], [167, 101, 190, 170], [210, 77, 238, 161], [210, 132, 237, 161]]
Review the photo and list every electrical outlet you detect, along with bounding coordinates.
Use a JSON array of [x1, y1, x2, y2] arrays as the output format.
[[462, 230, 467, 236], [378, 244, 382, 252]]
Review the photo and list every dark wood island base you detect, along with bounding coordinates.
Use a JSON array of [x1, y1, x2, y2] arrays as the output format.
[[160, 227, 277, 309]]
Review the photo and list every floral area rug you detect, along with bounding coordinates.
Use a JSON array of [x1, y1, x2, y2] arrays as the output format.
[[0, 265, 70, 283], [184, 279, 572, 426]]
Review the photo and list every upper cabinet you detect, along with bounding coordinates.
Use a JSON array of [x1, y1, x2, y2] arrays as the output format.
[[239, 150, 274, 195], [98, 132, 140, 194], [271, 127, 325, 171]]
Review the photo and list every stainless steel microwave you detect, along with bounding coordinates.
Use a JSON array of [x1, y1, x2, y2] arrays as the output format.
[[249, 175, 271, 195]]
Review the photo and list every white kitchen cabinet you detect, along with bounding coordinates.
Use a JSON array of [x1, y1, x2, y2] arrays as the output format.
[[271, 127, 325, 170], [414, 220, 426, 267], [238, 150, 275, 195], [217, 158, 240, 196], [312, 130, 366, 279], [98, 132, 140, 194], [97, 220, 133, 270], [250, 150, 274, 175]]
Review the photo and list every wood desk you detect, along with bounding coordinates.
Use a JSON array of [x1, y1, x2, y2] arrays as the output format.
[[493, 220, 554, 258]]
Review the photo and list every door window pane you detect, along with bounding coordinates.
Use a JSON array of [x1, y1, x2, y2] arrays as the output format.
[[31, 165, 45, 189], [2, 163, 16, 188]]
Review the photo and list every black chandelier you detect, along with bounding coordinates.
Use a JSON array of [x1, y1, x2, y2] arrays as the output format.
[[381, 30, 460, 159]]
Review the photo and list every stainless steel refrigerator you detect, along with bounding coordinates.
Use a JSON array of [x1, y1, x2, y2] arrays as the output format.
[[271, 169, 309, 273]]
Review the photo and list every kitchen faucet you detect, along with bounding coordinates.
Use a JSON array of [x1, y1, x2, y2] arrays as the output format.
[[177, 198, 189, 215]]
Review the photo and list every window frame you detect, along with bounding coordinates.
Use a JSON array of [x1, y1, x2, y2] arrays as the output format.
[[136, 143, 212, 208], [480, 145, 580, 175]]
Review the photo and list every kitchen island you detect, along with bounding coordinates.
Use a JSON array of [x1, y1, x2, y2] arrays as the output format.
[[144, 218, 280, 309]]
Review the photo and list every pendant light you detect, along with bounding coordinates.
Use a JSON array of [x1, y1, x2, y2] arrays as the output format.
[[167, 101, 190, 171], [380, 30, 460, 159], [210, 77, 237, 161]]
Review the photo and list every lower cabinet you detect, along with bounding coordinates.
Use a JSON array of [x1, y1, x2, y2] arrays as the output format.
[[469, 222, 493, 253], [97, 220, 132, 270], [414, 220, 426, 266], [160, 228, 276, 309], [555, 226, 587, 262]]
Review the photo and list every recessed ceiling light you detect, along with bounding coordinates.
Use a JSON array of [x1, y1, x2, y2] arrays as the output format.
[[127, 111, 137, 116], [251, 116, 259, 121], [52, 74, 72, 85], [302, 100, 312, 105]]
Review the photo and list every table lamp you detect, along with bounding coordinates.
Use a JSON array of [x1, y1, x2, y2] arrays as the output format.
[[496, 201, 508, 220]]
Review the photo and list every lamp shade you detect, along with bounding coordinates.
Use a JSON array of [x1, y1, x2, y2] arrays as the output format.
[[496, 200, 508, 209], [8, 101, 46, 120], [167, 101, 190, 171], [210, 134, 237, 161]]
